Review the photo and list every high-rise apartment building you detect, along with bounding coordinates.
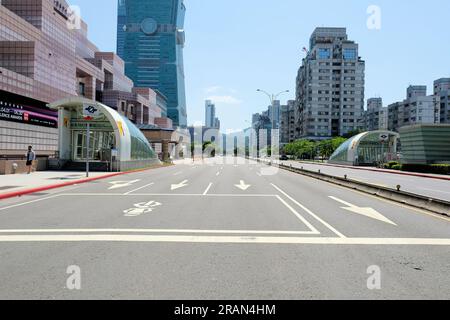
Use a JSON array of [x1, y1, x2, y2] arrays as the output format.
[[280, 100, 296, 145], [387, 85, 440, 132], [117, 0, 187, 127], [295, 27, 365, 139], [363, 98, 387, 131], [434, 78, 450, 124]]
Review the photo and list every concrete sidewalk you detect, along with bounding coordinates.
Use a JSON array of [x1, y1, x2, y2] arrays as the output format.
[[0, 171, 113, 195]]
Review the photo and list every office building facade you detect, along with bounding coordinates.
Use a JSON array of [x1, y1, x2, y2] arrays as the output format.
[[204, 100, 220, 129], [295, 27, 365, 140], [117, 0, 187, 127], [269, 100, 281, 129], [205, 100, 215, 128]]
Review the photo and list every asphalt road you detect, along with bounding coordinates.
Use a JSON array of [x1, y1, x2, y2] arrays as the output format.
[[278, 160, 450, 201], [0, 157, 449, 299]]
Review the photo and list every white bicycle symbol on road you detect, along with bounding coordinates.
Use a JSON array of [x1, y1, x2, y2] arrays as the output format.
[[123, 201, 162, 217]]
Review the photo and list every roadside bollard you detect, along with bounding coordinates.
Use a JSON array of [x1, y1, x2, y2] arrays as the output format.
[[396, 185, 401, 191], [344, 174, 347, 180], [318, 169, 321, 174]]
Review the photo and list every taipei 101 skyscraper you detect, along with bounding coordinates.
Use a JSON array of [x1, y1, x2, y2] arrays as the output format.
[[117, 0, 187, 127]]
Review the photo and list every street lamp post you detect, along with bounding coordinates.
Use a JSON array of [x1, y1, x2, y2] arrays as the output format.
[[256, 89, 290, 129], [256, 89, 289, 159]]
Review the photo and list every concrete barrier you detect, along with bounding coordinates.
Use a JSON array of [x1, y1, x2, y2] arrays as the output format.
[[252, 157, 450, 217]]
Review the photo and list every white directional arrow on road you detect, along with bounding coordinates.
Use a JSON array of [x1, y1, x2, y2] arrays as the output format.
[[329, 196, 397, 226], [108, 180, 141, 190], [171, 180, 189, 191], [235, 180, 251, 191]]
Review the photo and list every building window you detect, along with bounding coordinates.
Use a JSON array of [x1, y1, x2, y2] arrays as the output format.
[[78, 82, 85, 96], [318, 48, 331, 59], [343, 49, 357, 60]]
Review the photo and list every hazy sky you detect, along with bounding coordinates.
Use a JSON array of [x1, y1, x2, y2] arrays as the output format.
[[70, 0, 450, 130]]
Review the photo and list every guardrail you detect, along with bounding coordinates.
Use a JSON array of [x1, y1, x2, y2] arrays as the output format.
[[252, 157, 450, 217]]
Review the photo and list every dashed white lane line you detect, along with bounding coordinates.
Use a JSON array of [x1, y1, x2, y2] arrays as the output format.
[[0, 234, 449, 245], [203, 183, 213, 195], [216, 171, 221, 176], [123, 182, 155, 195], [271, 184, 346, 238]]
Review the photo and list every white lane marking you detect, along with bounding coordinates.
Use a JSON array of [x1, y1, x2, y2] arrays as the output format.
[[173, 171, 183, 176], [124, 182, 155, 195], [271, 184, 346, 238], [329, 196, 397, 226], [123, 200, 162, 217], [256, 172, 262, 177], [216, 171, 221, 176], [108, 180, 141, 190], [0, 195, 62, 212], [276, 195, 320, 234], [171, 180, 189, 191], [0, 234, 449, 245], [203, 183, 213, 195], [0, 229, 316, 235], [235, 180, 251, 191]]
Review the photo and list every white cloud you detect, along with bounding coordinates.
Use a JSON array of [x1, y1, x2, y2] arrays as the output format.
[[204, 86, 222, 94], [206, 95, 242, 105]]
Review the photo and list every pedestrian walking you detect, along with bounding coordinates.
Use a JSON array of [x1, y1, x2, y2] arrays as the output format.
[[26, 146, 36, 174]]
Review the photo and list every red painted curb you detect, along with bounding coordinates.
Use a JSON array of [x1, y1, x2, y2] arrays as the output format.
[[295, 162, 450, 181], [0, 165, 166, 201]]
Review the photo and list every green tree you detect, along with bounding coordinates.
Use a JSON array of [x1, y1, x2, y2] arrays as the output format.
[[284, 139, 316, 160], [317, 137, 346, 160]]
